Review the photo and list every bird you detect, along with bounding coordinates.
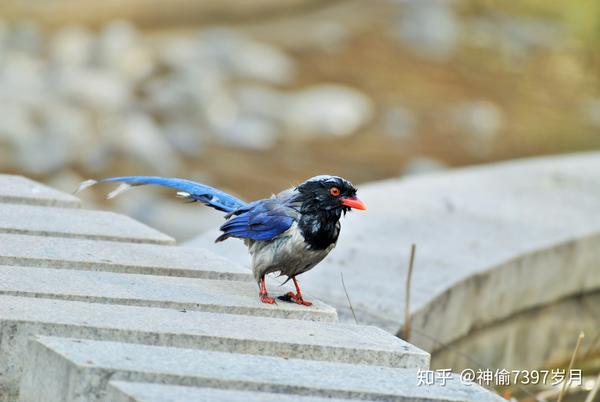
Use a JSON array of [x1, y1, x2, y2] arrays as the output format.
[[76, 175, 366, 306]]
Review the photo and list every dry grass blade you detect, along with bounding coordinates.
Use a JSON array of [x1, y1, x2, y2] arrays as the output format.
[[584, 372, 600, 402], [557, 331, 585, 402], [402, 244, 416, 341], [340, 272, 358, 325]]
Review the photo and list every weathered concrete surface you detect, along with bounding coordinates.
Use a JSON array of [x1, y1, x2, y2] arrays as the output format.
[[0, 296, 426, 399], [106, 382, 369, 402], [0, 204, 174, 244], [19, 337, 503, 402], [0, 266, 337, 322], [0, 174, 81, 208], [0, 233, 251, 281], [431, 290, 600, 372], [188, 152, 600, 352]]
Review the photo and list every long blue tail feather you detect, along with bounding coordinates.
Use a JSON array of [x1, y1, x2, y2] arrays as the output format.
[[76, 176, 248, 213]]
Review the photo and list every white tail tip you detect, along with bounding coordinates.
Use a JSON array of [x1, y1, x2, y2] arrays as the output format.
[[74, 180, 98, 195], [107, 183, 132, 199]]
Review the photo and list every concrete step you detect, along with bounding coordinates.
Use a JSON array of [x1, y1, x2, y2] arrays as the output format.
[[0, 174, 81, 208], [0, 296, 427, 398], [0, 266, 337, 322], [106, 382, 367, 402], [0, 203, 174, 245], [0, 233, 251, 281], [19, 337, 503, 402]]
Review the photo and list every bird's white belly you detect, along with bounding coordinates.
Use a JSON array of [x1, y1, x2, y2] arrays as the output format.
[[246, 222, 335, 282]]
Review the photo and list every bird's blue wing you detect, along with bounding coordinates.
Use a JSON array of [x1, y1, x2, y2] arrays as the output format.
[[217, 199, 297, 242], [76, 176, 247, 213]]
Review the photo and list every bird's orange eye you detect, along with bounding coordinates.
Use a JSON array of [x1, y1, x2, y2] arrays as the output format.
[[329, 187, 341, 196]]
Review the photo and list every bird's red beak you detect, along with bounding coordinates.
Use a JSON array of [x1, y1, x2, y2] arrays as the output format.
[[341, 196, 367, 211]]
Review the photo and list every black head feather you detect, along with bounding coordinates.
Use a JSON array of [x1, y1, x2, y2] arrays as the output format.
[[293, 175, 359, 250]]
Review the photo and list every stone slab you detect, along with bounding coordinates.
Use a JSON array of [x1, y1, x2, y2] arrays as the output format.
[[188, 152, 600, 353], [19, 337, 503, 402], [0, 174, 81, 208], [431, 290, 600, 372], [106, 382, 366, 402], [0, 266, 336, 322], [0, 233, 251, 281], [0, 203, 174, 245], [0, 296, 426, 399]]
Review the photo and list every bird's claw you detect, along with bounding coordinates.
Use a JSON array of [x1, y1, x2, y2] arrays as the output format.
[[278, 291, 313, 306], [259, 293, 277, 304]]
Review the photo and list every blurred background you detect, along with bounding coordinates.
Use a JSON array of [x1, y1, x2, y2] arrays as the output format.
[[0, 0, 599, 240]]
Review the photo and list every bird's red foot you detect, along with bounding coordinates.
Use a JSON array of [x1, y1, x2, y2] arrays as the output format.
[[278, 291, 313, 306], [259, 293, 277, 304]]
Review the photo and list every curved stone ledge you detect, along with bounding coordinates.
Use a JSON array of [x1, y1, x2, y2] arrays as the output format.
[[431, 291, 600, 371], [187, 152, 600, 355]]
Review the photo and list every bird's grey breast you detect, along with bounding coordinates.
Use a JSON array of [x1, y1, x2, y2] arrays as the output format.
[[247, 221, 336, 281]]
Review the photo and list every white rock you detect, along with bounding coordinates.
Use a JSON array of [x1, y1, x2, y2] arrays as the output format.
[[57, 67, 131, 110], [580, 99, 600, 129], [235, 85, 284, 120], [403, 157, 447, 175], [0, 20, 8, 55], [197, 29, 295, 84], [451, 101, 503, 156], [381, 106, 416, 138], [215, 114, 278, 150], [0, 100, 37, 169], [142, 76, 193, 115], [0, 100, 73, 174], [158, 36, 199, 69], [312, 22, 350, 52], [0, 51, 48, 106], [40, 102, 93, 148], [97, 21, 154, 81], [453, 101, 503, 137], [120, 112, 181, 175], [282, 85, 374, 137], [162, 120, 205, 158], [467, 14, 563, 61], [233, 41, 295, 84], [50, 26, 94, 67], [394, 0, 459, 61], [8, 20, 43, 53], [204, 89, 239, 130]]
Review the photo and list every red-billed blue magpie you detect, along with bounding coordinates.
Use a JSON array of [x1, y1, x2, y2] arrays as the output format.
[[77, 175, 366, 305]]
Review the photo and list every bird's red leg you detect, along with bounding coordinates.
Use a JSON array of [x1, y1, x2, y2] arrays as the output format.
[[283, 277, 312, 306], [258, 275, 276, 304]]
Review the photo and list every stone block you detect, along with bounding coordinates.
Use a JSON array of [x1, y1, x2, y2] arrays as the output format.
[[19, 337, 503, 402], [0, 266, 337, 322], [0, 204, 174, 245], [106, 382, 362, 402], [0, 233, 251, 281], [0, 175, 81, 208], [0, 296, 426, 398]]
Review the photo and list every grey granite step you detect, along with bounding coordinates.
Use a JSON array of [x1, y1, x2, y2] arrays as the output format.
[[0, 233, 251, 281], [106, 383, 368, 402], [0, 203, 174, 245], [0, 174, 81, 208], [19, 337, 503, 402], [0, 266, 336, 322], [0, 296, 426, 399]]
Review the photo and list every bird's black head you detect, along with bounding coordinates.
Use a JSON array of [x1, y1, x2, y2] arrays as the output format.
[[294, 175, 366, 250], [295, 175, 367, 214]]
